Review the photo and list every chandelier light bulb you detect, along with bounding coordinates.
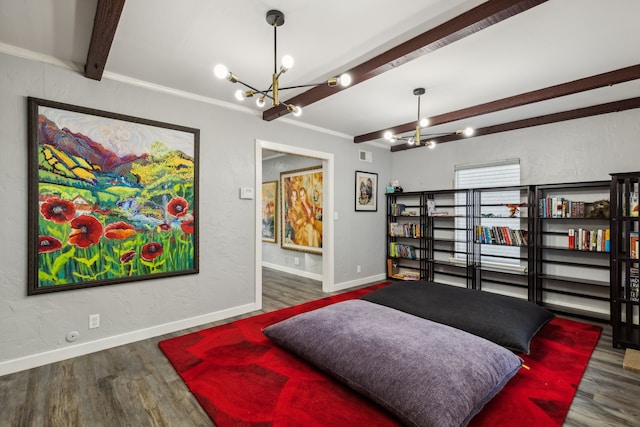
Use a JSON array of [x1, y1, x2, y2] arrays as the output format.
[[234, 89, 246, 101], [214, 64, 229, 79], [408, 137, 415, 145], [339, 73, 352, 87], [256, 97, 266, 108], [383, 131, 393, 141], [419, 118, 429, 127], [463, 127, 475, 137], [292, 106, 302, 117], [428, 140, 436, 149], [281, 55, 294, 70]]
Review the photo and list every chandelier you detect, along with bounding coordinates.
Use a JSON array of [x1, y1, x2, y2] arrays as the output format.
[[213, 10, 352, 117], [384, 88, 474, 147]]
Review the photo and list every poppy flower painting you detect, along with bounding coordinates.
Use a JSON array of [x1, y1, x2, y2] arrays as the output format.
[[28, 97, 199, 295]]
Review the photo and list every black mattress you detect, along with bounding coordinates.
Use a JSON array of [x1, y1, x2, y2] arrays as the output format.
[[361, 280, 554, 354]]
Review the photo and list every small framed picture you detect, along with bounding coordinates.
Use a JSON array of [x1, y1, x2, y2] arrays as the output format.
[[261, 181, 278, 243], [355, 171, 378, 212]]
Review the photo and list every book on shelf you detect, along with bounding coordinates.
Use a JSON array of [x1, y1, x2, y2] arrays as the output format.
[[631, 232, 639, 259], [568, 228, 610, 252], [475, 225, 528, 246], [391, 271, 420, 281], [538, 197, 586, 218], [631, 192, 639, 217], [389, 222, 421, 238], [390, 203, 406, 216], [389, 242, 417, 259], [630, 267, 639, 302], [568, 228, 575, 249]]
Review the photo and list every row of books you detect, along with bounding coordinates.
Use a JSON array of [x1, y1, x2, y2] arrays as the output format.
[[389, 242, 417, 259], [568, 228, 610, 252], [539, 197, 587, 218], [390, 203, 420, 216], [390, 203, 407, 216], [630, 267, 639, 302], [388, 222, 422, 238], [475, 226, 528, 246]]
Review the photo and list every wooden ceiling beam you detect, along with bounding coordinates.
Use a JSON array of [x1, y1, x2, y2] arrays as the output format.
[[84, 0, 126, 81], [390, 96, 640, 152], [360, 64, 640, 144], [262, 0, 548, 121]]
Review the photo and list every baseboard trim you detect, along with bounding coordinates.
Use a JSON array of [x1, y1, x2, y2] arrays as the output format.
[[0, 302, 259, 377], [262, 262, 323, 281], [1, 269, 387, 376], [326, 273, 387, 292]]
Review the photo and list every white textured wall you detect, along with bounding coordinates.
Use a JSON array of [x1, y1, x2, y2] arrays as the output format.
[[0, 52, 391, 373]]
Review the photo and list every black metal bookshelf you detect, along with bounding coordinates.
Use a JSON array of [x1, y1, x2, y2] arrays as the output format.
[[610, 172, 640, 349]]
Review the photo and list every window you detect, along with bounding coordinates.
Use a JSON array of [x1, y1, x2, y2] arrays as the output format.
[[455, 160, 521, 266]]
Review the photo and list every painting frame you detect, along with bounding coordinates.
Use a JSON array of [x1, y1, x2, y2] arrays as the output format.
[[261, 181, 278, 243], [27, 97, 199, 295], [280, 166, 323, 254], [355, 170, 378, 212]]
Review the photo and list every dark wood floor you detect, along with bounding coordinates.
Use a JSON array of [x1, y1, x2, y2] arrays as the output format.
[[1, 268, 639, 426]]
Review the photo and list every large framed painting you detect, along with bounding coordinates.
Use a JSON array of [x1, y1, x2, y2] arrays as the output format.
[[261, 181, 278, 243], [27, 97, 199, 295], [355, 170, 378, 211], [280, 167, 323, 254]]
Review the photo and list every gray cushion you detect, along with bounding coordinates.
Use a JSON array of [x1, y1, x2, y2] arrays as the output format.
[[263, 299, 522, 427], [361, 281, 554, 354]]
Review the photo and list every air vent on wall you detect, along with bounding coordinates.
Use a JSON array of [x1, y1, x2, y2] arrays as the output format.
[[359, 150, 372, 162]]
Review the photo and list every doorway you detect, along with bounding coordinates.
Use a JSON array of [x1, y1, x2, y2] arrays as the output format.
[[254, 139, 335, 309]]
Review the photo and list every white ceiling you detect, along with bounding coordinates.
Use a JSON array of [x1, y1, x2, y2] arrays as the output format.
[[1, 0, 639, 150]]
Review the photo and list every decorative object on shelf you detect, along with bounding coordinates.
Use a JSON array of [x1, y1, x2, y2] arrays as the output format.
[[213, 10, 351, 117], [504, 202, 527, 218], [383, 88, 474, 147], [27, 97, 199, 295], [587, 199, 610, 218], [390, 179, 403, 193], [261, 181, 278, 243], [280, 166, 323, 254], [355, 171, 378, 212]]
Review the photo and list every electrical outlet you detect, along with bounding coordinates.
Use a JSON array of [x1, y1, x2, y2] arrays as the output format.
[[294, 257, 300, 266], [89, 314, 100, 329]]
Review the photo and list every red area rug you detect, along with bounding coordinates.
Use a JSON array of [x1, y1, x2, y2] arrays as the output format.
[[159, 283, 602, 427]]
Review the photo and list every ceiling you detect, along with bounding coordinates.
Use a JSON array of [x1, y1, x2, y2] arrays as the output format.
[[1, 0, 639, 151]]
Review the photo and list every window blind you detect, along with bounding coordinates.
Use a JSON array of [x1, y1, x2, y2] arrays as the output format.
[[454, 160, 521, 266]]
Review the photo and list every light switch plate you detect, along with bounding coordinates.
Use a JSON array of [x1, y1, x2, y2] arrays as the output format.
[[239, 187, 254, 199]]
